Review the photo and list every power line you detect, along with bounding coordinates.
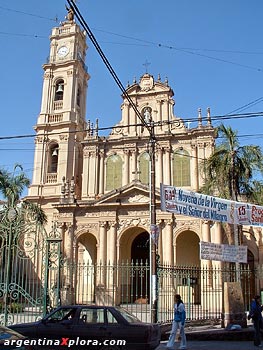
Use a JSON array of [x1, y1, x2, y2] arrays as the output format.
[[0, 31, 46, 39], [92, 28, 263, 72], [0, 5, 57, 22], [67, 0, 152, 136], [1, 111, 263, 141], [93, 28, 263, 56], [1, 5, 262, 72], [225, 96, 263, 115]]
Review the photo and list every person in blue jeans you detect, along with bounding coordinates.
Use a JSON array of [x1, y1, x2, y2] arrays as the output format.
[[250, 295, 263, 347], [166, 294, 187, 349]]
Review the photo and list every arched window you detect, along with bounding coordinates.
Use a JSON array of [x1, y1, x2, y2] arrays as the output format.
[[139, 152, 150, 185], [49, 144, 59, 173], [173, 148, 191, 187], [106, 154, 122, 191], [54, 80, 64, 101]]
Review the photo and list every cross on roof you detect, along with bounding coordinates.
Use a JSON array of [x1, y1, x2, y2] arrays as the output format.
[[143, 60, 151, 73]]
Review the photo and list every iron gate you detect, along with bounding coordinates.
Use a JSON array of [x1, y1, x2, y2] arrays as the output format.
[[0, 207, 49, 325], [0, 210, 64, 326], [0, 209, 259, 326]]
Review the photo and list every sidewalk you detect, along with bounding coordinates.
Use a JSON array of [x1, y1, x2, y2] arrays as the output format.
[[156, 322, 256, 349], [156, 340, 257, 349]]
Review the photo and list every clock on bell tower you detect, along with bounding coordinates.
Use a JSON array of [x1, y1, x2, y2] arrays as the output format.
[[29, 12, 90, 201]]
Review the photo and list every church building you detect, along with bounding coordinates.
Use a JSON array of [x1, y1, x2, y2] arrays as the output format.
[[26, 10, 261, 316]]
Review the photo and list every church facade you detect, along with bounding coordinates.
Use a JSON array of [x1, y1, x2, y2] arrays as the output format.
[[26, 13, 262, 315]]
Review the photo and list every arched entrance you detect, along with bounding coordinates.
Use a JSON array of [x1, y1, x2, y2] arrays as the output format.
[[176, 230, 201, 304], [75, 232, 97, 304], [243, 249, 255, 309], [119, 228, 150, 303], [131, 231, 150, 263], [131, 231, 150, 302]]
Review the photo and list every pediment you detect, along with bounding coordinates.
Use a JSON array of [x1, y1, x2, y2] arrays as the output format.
[[94, 181, 160, 206], [125, 78, 173, 96]]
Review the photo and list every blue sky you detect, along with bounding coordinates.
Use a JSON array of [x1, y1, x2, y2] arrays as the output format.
[[1, 0, 263, 181]]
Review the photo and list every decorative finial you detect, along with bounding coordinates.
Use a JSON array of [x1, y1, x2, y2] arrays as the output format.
[[87, 120, 91, 136], [198, 108, 202, 127], [165, 77, 168, 86], [207, 107, 211, 126], [126, 81, 130, 88], [61, 176, 66, 196], [133, 77, 137, 84], [70, 176, 75, 197], [157, 73, 161, 82], [95, 118, 99, 137]]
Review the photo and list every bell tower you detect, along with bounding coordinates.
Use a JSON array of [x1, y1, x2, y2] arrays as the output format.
[[29, 10, 89, 201]]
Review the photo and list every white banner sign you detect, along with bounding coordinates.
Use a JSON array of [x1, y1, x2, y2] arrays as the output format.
[[200, 241, 247, 263], [160, 184, 263, 226]]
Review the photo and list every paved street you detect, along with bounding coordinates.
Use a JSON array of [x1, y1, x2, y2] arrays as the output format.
[[156, 340, 258, 349]]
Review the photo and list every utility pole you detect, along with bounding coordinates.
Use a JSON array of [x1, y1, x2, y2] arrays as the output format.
[[149, 120, 158, 323]]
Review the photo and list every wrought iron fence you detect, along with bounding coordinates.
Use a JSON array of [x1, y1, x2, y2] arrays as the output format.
[[0, 255, 259, 326]]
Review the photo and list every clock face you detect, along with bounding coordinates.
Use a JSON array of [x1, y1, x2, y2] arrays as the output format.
[[57, 45, 69, 57]]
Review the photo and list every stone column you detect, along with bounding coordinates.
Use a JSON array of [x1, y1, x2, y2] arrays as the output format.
[[163, 147, 171, 185], [201, 219, 212, 271], [197, 142, 205, 187], [191, 144, 199, 191], [123, 149, 129, 185], [123, 102, 130, 134], [61, 223, 74, 304], [81, 147, 89, 198], [99, 150, 105, 195], [159, 219, 175, 316], [165, 100, 169, 120], [157, 146, 163, 187], [96, 222, 108, 304], [157, 100, 162, 132], [130, 108, 136, 134], [106, 222, 117, 304], [63, 223, 73, 260], [108, 222, 117, 265], [211, 222, 223, 270], [98, 222, 107, 265], [131, 148, 137, 181], [88, 148, 97, 198], [162, 220, 174, 265]]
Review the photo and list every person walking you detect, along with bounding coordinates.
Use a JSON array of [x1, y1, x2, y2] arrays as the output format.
[[250, 295, 263, 347], [166, 294, 187, 349]]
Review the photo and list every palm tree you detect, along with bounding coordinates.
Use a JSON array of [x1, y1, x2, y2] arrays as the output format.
[[0, 164, 47, 224], [201, 124, 263, 203], [201, 123, 263, 259]]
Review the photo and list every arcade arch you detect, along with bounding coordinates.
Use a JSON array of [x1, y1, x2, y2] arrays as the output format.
[[119, 227, 150, 302], [75, 231, 97, 304], [119, 226, 150, 262], [175, 230, 200, 266]]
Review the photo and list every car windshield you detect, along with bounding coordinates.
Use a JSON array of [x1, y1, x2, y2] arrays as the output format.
[[46, 308, 76, 322], [115, 307, 141, 323]]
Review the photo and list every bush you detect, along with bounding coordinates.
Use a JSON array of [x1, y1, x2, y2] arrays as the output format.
[[9, 302, 24, 313]]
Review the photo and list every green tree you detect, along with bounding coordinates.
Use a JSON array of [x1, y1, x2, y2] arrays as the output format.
[[0, 164, 47, 225], [201, 124, 263, 203]]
